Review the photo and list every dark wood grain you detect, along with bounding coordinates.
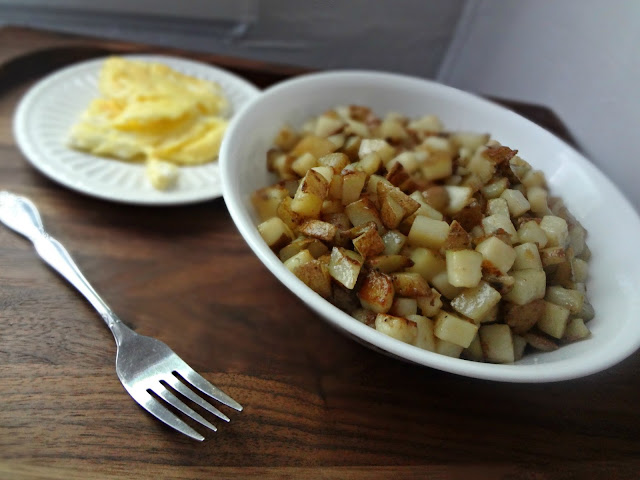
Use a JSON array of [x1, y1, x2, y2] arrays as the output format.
[[0, 26, 637, 480]]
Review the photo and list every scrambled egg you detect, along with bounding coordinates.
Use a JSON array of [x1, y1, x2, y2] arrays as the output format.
[[69, 57, 230, 189]]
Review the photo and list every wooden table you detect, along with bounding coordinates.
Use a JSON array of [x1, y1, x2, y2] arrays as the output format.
[[0, 27, 638, 480]]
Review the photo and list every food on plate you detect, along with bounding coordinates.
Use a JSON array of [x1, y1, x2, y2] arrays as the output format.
[[68, 57, 230, 189], [252, 105, 593, 363]]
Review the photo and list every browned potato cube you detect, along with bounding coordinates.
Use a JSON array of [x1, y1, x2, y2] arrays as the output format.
[[479, 324, 514, 363], [328, 246, 363, 289], [298, 219, 337, 243], [503, 299, 546, 334], [251, 183, 290, 221], [366, 254, 414, 274], [391, 272, 431, 297], [293, 259, 332, 298], [374, 313, 418, 344], [290, 135, 338, 158], [353, 226, 385, 258], [258, 217, 294, 252], [357, 270, 395, 313]]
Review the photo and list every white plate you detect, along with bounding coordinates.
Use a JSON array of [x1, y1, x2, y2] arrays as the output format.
[[13, 54, 261, 205], [220, 70, 640, 382]]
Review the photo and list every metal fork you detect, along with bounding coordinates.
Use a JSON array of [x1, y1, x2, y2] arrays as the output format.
[[0, 191, 242, 441]]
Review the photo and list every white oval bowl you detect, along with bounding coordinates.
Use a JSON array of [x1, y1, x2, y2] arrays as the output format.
[[220, 70, 640, 382]]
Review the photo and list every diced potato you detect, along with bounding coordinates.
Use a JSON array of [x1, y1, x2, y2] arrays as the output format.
[[310, 166, 334, 183], [314, 114, 345, 137], [328, 247, 363, 289], [481, 214, 517, 243], [407, 248, 445, 281], [571, 258, 589, 283], [407, 216, 450, 249], [479, 324, 514, 363], [475, 236, 516, 274], [359, 152, 382, 175], [517, 221, 548, 248], [291, 152, 317, 177], [434, 311, 479, 348], [284, 249, 314, 272], [352, 308, 376, 327], [563, 317, 591, 342], [421, 185, 449, 212], [374, 313, 418, 344], [389, 151, 419, 174], [480, 178, 508, 199], [430, 270, 463, 300], [540, 215, 569, 247], [540, 246, 566, 267], [420, 150, 453, 181], [352, 226, 385, 258], [258, 217, 294, 252], [444, 220, 471, 250], [500, 189, 531, 217], [273, 124, 299, 151], [537, 301, 570, 339], [378, 184, 408, 229], [512, 334, 528, 361], [406, 314, 437, 351], [524, 331, 558, 352], [527, 186, 550, 215], [503, 299, 545, 334], [435, 339, 464, 358], [450, 282, 501, 323], [568, 223, 587, 257], [487, 198, 510, 217], [279, 236, 328, 262], [341, 170, 367, 205], [318, 152, 350, 172], [290, 135, 337, 158], [408, 114, 442, 132], [255, 107, 592, 364], [359, 138, 395, 163], [446, 249, 483, 288], [291, 169, 329, 218], [409, 191, 444, 220], [466, 151, 495, 183], [444, 186, 473, 215], [357, 270, 395, 313], [381, 230, 407, 255], [251, 184, 290, 222], [345, 197, 384, 233], [416, 288, 443, 317], [512, 242, 543, 271], [502, 269, 546, 305], [462, 334, 484, 361], [545, 285, 584, 314], [298, 219, 337, 243], [293, 259, 332, 298], [390, 297, 418, 317], [391, 272, 431, 297]]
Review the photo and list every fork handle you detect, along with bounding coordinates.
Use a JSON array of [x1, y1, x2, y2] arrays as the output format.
[[0, 192, 127, 343]]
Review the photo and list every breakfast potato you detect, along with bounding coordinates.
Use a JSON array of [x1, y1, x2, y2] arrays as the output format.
[[252, 105, 593, 364]]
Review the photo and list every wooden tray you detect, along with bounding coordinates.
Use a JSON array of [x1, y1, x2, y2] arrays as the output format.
[[0, 26, 637, 480]]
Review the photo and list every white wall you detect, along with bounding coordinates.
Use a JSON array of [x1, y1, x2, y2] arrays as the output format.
[[438, 0, 640, 210]]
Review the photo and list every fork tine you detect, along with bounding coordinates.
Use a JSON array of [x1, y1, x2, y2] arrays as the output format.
[[152, 385, 218, 433], [166, 376, 230, 422], [130, 389, 205, 441], [176, 367, 243, 411]]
